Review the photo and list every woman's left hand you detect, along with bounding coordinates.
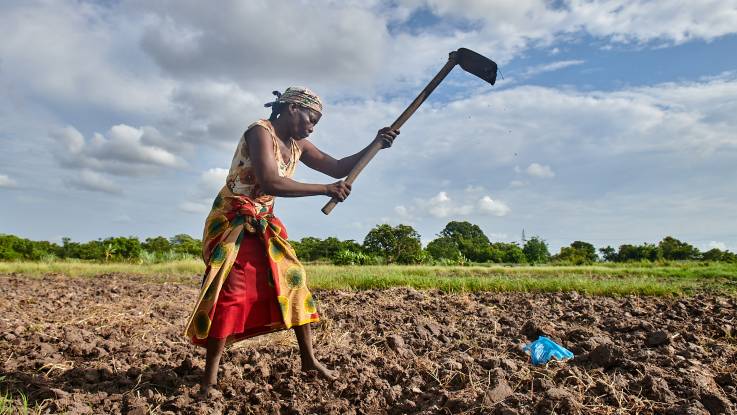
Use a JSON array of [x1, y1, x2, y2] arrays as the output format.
[[375, 127, 400, 149]]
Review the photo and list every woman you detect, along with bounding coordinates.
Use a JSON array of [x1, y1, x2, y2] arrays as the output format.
[[183, 86, 398, 397]]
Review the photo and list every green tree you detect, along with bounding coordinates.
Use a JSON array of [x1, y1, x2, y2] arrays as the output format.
[[142, 236, 171, 254], [291, 237, 363, 262], [522, 236, 550, 264], [488, 242, 526, 264], [701, 248, 723, 261], [438, 221, 491, 262], [599, 246, 617, 262], [426, 237, 463, 260], [440, 221, 490, 243], [571, 241, 598, 262], [617, 243, 660, 262], [101, 236, 142, 261], [554, 241, 598, 264], [170, 234, 202, 257], [0, 234, 60, 260], [658, 236, 699, 260], [363, 224, 422, 264]]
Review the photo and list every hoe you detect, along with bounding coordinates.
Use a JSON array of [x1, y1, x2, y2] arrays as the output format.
[[322, 48, 498, 215]]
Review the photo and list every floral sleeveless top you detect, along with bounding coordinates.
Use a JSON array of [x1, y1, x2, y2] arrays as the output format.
[[225, 119, 302, 211]]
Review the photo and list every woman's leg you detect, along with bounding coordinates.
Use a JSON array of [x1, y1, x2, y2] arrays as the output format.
[[199, 337, 227, 396], [293, 324, 337, 379]]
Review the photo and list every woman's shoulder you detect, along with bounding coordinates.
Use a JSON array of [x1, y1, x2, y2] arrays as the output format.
[[245, 119, 273, 136]]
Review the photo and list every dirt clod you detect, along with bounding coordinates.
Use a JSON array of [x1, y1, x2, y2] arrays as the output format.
[[647, 330, 671, 347], [483, 378, 514, 405]]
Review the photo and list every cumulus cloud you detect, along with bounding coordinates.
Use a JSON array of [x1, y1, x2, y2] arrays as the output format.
[[382, 76, 737, 185], [199, 168, 229, 195], [397, 191, 510, 219], [526, 163, 556, 178], [52, 124, 184, 176], [179, 200, 211, 214], [178, 167, 229, 214], [0, 174, 18, 188], [0, 1, 173, 115], [564, 0, 737, 45], [707, 241, 727, 251], [477, 196, 511, 216], [413, 0, 737, 47], [137, 1, 388, 92], [65, 170, 121, 194], [395, 205, 411, 218], [510, 180, 527, 188], [424, 191, 473, 218], [168, 81, 265, 147]]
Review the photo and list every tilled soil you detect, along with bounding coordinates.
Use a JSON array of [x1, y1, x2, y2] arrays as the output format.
[[1, 274, 736, 414]]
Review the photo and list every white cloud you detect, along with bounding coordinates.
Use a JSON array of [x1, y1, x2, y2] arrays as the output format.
[[65, 170, 120, 194], [137, 2, 388, 92], [113, 214, 133, 224], [464, 185, 485, 193], [391, 77, 737, 177], [426, 191, 474, 218], [414, 0, 737, 48], [179, 200, 211, 214], [523, 60, 585, 77], [178, 167, 228, 214], [200, 168, 228, 193], [169, 81, 265, 147], [0, 174, 18, 188], [564, 0, 737, 45], [0, 1, 173, 115], [526, 163, 556, 178], [395, 205, 410, 218], [477, 196, 511, 217], [488, 232, 509, 241], [707, 241, 727, 251], [53, 124, 184, 176], [510, 180, 527, 188], [401, 191, 510, 219]]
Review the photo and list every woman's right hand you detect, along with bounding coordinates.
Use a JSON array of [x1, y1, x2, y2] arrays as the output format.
[[325, 180, 351, 202]]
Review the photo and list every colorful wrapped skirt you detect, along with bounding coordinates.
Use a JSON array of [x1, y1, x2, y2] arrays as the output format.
[[184, 187, 320, 347]]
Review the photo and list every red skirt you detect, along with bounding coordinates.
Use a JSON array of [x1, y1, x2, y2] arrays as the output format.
[[192, 233, 284, 347]]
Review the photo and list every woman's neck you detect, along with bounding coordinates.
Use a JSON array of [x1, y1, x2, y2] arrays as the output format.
[[270, 117, 293, 143]]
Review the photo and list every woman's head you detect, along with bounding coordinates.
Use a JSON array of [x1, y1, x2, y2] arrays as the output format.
[[265, 87, 323, 139]]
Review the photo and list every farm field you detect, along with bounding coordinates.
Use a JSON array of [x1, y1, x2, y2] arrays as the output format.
[[1, 265, 736, 414]]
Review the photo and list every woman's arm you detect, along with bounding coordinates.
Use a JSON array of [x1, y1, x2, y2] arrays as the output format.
[[300, 127, 399, 179], [246, 126, 351, 200]]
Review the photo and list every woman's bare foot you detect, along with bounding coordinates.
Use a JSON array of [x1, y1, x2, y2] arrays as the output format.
[[195, 383, 222, 400], [301, 360, 337, 380]]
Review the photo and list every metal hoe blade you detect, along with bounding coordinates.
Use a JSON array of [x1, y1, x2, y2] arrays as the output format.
[[455, 47, 497, 85]]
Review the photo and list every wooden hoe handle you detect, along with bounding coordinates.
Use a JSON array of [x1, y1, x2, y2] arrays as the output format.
[[321, 53, 459, 215]]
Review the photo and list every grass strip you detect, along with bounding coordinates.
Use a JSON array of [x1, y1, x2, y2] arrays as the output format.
[[1, 261, 736, 296]]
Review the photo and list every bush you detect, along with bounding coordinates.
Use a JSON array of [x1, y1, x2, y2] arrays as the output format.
[[331, 250, 381, 266]]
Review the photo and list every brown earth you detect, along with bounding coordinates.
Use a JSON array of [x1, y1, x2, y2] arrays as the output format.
[[1, 274, 736, 414]]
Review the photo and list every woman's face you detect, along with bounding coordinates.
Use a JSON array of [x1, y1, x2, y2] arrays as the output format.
[[288, 104, 321, 139]]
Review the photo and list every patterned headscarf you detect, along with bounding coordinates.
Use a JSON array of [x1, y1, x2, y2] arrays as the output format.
[[264, 86, 323, 115]]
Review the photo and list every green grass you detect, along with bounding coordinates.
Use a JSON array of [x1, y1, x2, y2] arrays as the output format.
[[1, 260, 736, 296], [0, 376, 46, 415]]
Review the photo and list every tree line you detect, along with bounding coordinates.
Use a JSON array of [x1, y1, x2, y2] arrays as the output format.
[[1, 221, 735, 265]]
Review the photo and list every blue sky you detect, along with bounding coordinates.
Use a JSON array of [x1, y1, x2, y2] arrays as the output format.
[[1, 0, 736, 254]]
